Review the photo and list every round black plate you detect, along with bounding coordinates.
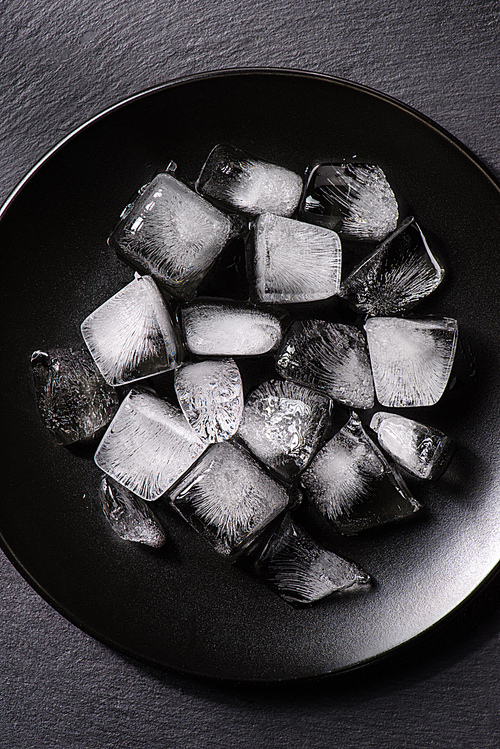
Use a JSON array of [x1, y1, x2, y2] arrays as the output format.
[[1, 70, 499, 682]]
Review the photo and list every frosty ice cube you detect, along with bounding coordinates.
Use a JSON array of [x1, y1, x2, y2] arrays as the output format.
[[237, 379, 331, 480], [195, 144, 303, 217], [95, 390, 207, 501], [109, 173, 235, 300], [254, 514, 370, 605], [364, 317, 458, 407], [98, 475, 166, 547], [276, 320, 374, 409], [338, 217, 445, 315], [250, 213, 342, 303], [298, 163, 399, 240], [181, 300, 286, 356], [81, 274, 182, 387], [169, 440, 292, 559], [370, 412, 455, 480], [174, 358, 244, 443], [300, 413, 420, 535], [30, 347, 119, 446]]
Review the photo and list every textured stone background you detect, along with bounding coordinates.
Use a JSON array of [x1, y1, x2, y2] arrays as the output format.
[[1, 1, 499, 747]]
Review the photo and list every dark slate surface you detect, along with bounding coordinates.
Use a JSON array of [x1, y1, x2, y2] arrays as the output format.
[[1, 1, 499, 747]]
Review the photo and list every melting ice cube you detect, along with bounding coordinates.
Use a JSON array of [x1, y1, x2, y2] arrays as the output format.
[[370, 412, 455, 480], [30, 347, 119, 445], [109, 173, 236, 300], [276, 320, 374, 409], [237, 379, 331, 480], [364, 317, 458, 407], [174, 358, 244, 443], [169, 440, 292, 558], [81, 274, 182, 387], [338, 217, 445, 315], [196, 144, 303, 217], [250, 213, 342, 303], [95, 390, 207, 501], [300, 413, 420, 535], [98, 475, 166, 547]]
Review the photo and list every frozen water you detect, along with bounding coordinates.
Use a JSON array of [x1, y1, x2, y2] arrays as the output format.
[[95, 389, 207, 501], [299, 163, 399, 240], [370, 412, 455, 479], [30, 347, 119, 445], [250, 213, 342, 303], [300, 413, 420, 534], [109, 173, 235, 300], [237, 379, 331, 480], [181, 301, 285, 356], [196, 144, 303, 217], [169, 440, 291, 558], [98, 475, 166, 547], [276, 320, 374, 409], [174, 358, 244, 443], [365, 317, 458, 407], [254, 514, 370, 605], [81, 274, 181, 387], [338, 217, 445, 315]]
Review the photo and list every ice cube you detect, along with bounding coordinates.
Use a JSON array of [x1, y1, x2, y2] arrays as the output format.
[[300, 413, 420, 534], [276, 320, 374, 409], [364, 317, 458, 407], [370, 412, 455, 479], [254, 514, 370, 605], [109, 173, 236, 300], [30, 347, 119, 445], [95, 389, 207, 501], [169, 440, 292, 558], [174, 358, 244, 443], [298, 163, 399, 240], [81, 274, 182, 387], [250, 213, 342, 303], [237, 379, 331, 480], [98, 475, 166, 547], [195, 144, 303, 217], [181, 300, 286, 356]]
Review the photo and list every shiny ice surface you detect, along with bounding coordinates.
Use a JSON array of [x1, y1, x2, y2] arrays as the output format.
[[98, 475, 166, 547]]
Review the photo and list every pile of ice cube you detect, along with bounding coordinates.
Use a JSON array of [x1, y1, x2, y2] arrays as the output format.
[[31, 145, 460, 606]]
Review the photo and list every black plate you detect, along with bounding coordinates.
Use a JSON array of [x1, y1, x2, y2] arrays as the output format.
[[1, 70, 499, 682]]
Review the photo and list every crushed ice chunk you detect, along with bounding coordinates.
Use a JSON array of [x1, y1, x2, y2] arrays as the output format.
[[95, 389, 207, 501], [370, 412, 455, 479], [250, 213, 342, 303], [81, 274, 182, 387], [196, 144, 303, 217], [365, 317, 458, 407], [300, 413, 420, 534], [30, 347, 119, 445], [98, 475, 166, 547], [174, 358, 244, 443], [276, 320, 374, 409]]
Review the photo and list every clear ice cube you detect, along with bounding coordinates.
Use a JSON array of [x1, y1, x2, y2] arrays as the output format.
[[109, 173, 236, 300], [237, 379, 331, 480], [98, 475, 166, 547], [276, 320, 374, 409], [250, 213, 342, 303], [370, 412, 455, 479], [364, 317, 458, 407], [95, 389, 207, 501], [195, 144, 303, 217], [81, 274, 182, 387], [300, 413, 420, 535], [30, 347, 120, 445], [298, 163, 399, 240], [338, 217, 445, 315], [169, 440, 292, 558], [174, 358, 244, 443]]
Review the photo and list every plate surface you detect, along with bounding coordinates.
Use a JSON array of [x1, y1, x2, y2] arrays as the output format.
[[1, 70, 499, 682]]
